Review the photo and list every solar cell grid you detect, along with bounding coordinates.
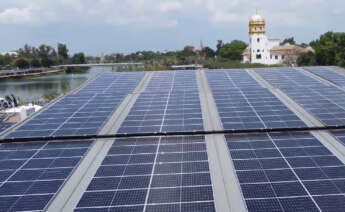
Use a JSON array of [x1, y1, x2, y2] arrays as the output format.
[[226, 132, 345, 212], [144, 71, 199, 93], [206, 70, 306, 130], [255, 67, 323, 88], [0, 139, 92, 211], [0, 118, 13, 135], [304, 66, 345, 87], [118, 71, 204, 134], [75, 136, 215, 212], [76, 72, 145, 95], [255, 68, 345, 126], [5, 73, 144, 138]]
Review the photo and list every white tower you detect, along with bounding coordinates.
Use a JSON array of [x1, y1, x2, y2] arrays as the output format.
[[249, 11, 270, 64]]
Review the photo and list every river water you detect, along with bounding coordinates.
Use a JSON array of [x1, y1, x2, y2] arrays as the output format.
[[0, 67, 113, 103]]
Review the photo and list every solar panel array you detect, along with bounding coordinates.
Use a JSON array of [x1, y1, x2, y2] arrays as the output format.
[[226, 132, 345, 211], [304, 66, 345, 87], [75, 136, 215, 212], [0, 140, 92, 211], [255, 67, 345, 126], [118, 71, 203, 134], [3, 67, 345, 212], [5, 73, 144, 138], [205, 70, 307, 130]]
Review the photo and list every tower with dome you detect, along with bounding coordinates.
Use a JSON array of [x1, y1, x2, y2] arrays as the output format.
[[242, 11, 312, 66]]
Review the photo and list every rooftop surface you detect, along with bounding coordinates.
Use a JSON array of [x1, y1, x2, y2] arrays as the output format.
[[1, 66, 345, 211]]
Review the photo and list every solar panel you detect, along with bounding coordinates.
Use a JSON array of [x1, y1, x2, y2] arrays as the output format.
[[205, 70, 307, 130], [304, 66, 345, 87], [0, 139, 92, 211], [5, 73, 144, 138], [75, 136, 215, 211], [118, 71, 204, 134], [226, 131, 345, 211], [255, 68, 345, 126], [0, 118, 13, 135]]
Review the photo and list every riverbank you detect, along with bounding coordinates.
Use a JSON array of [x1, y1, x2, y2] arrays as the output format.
[[0, 68, 64, 79], [0, 67, 112, 103]]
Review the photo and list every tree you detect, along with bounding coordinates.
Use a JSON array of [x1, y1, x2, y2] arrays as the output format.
[[57, 43, 69, 61], [219, 40, 247, 60], [12, 58, 30, 69], [202, 47, 216, 58], [297, 52, 317, 66], [30, 58, 41, 68], [176, 47, 196, 64], [18, 44, 38, 59], [281, 37, 296, 45], [38, 45, 57, 67], [41, 57, 54, 67], [310, 31, 343, 66], [72, 53, 85, 64], [38, 45, 56, 59], [0, 54, 14, 67], [216, 40, 223, 56]]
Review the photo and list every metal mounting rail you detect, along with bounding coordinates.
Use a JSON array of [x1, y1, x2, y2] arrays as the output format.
[[3, 125, 345, 144]]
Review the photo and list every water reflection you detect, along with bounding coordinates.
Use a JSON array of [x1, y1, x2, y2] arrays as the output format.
[[0, 67, 113, 103]]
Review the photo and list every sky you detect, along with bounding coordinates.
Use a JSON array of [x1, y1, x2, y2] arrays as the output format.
[[0, 0, 344, 55]]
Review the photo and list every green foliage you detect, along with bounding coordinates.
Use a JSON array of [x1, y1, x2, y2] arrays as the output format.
[[72, 53, 86, 64], [202, 47, 216, 58], [0, 54, 14, 67], [176, 47, 196, 64], [12, 58, 30, 69], [17, 44, 60, 67], [41, 57, 54, 67], [202, 58, 280, 69], [42, 92, 60, 101], [281, 37, 296, 45], [216, 40, 223, 55], [30, 58, 42, 68], [219, 40, 247, 60], [297, 52, 317, 66], [57, 43, 69, 61], [18, 44, 39, 59], [301, 31, 345, 68]]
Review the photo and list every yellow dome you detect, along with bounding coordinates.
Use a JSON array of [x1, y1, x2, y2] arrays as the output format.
[[249, 11, 265, 34]]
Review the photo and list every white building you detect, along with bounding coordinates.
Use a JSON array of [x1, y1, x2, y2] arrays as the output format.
[[242, 12, 311, 66]]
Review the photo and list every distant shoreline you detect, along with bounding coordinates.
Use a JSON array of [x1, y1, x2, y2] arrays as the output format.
[[0, 68, 64, 79]]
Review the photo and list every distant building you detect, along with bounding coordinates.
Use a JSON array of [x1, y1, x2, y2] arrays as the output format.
[[184, 45, 195, 52], [242, 11, 312, 66], [1, 51, 18, 57]]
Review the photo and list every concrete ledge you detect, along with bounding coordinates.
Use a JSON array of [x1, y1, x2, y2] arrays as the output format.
[[197, 70, 247, 212]]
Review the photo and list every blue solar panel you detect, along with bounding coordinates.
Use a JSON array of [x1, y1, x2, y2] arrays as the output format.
[[118, 71, 204, 134], [6, 73, 144, 138], [75, 136, 215, 211], [0, 117, 13, 135], [226, 131, 345, 211], [0, 139, 92, 211], [255, 67, 345, 126], [205, 70, 307, 130], [304, 66, 345, 87]]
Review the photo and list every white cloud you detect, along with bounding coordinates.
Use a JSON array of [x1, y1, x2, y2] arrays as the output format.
[[0, 6, 36, 24], [159, 1, 183, 12], [0, 0, 343, 29]]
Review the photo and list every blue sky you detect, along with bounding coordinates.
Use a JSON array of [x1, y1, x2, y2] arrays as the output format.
[[0, 0, 344, 55]]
